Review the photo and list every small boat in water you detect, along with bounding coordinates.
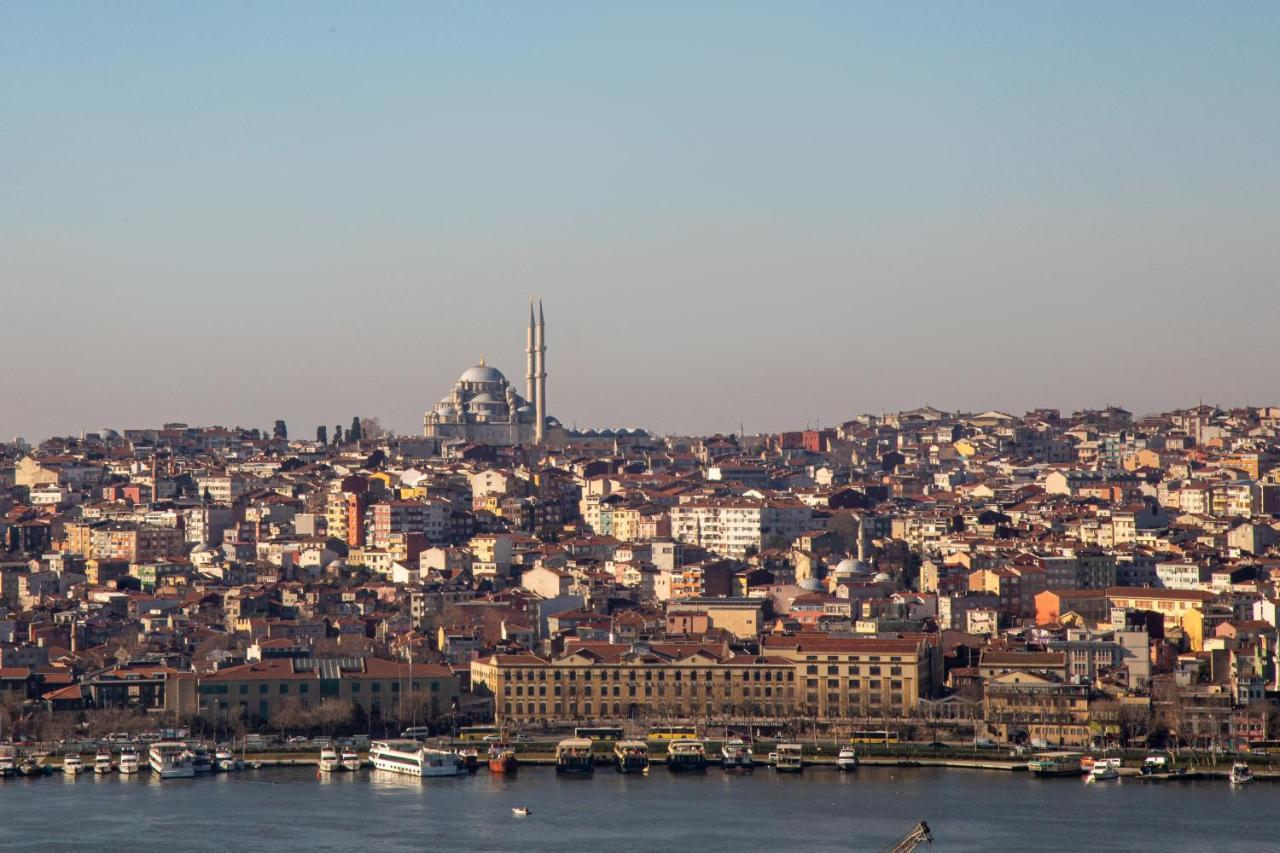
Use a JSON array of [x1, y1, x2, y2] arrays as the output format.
[[1087, 758, 1120, 782], [318, 747, 341, 773], [1230, 763, 1254, 786], [614, 740, 649, 774], [512, 807, 530, 817], [190, 746, 213, 774], [94, 749, 114, 774], [0, 746, 17, 778], [62, 754, 85, 775], [215, 747, 242, 772], [118, 749, 141, 775], [720, 739, 753, 772], [341, 749, 361, 772], [489, 743, 518, 774], [835, 747, 860, 772]]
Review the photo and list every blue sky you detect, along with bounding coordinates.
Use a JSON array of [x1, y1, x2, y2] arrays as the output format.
[[2, 2, 1277, 440]]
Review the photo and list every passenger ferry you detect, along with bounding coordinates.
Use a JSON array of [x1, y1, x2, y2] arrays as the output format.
[[1230, 762, 1254, 786], [62, 753, 85, 775], [720, 738, 753, 772], [118, 748, 141, 775], [613, 740, 649, 774], [368, 740, 462, 777], [488, 743, 518, 774], [773, 742, 803, 773], [341, 749, 362, 772], [319, 747, 341, 772], [149, 742, 196, 779], [1087, 757, 1121, 781], [666, 740, 707, 772], [555, 738, 595, 775], [94, 748, 114, 774], [835, 747, 860, 772], [1027, 752, 1084, 777]]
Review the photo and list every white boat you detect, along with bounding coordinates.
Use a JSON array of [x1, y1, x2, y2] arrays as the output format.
[[512, 807, 530, 817], [1087, 757, 1120, 781], [720, 738, 753, 772], [319, 747, 341, 772], [62, 754, 85, 775], [835, 747, 860, 772], [94, 749, 114, 774], [149, 742, 196, 779], [118, 749, 141, 775], [368, 740, 462, 777], [215, 748, 241, 772], [341, 749, 362, 772], [1230, 762, 1254, 786], [774, 743, 803, 773], [0, 746, 17, 778]]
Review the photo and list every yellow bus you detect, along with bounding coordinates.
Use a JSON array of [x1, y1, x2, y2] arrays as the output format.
[[849, 730, 898, 745], [647, 725, 698, 741], [575, 726, 624, 742]]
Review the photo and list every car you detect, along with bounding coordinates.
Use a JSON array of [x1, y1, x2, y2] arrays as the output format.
[[513, 734, 533, 742], [482, 735, 503, 743], [286, 736, 308, 745], [973, 738, 998, 749], [924, 741, 950, 750]]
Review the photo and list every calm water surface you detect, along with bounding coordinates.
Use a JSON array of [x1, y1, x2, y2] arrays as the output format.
[[1, 765, 1273, 852]]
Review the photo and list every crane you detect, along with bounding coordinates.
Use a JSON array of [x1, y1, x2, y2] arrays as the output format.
[[883, 821, 933, 853]]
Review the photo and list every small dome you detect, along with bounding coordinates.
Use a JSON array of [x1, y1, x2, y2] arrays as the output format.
[[835, 558, 870, 576], [873, 572, 893, 583], [459, 363, 506, 384], [470, 393, 501, 404], [798, 577, 823, 591]]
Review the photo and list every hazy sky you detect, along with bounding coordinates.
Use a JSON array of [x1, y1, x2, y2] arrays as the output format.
[[3, 2, 1278, 442]]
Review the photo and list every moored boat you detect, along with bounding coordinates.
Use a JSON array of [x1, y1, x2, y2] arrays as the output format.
[[1087, 758, 1120, 781], [62, 753, 85, 775], [94, 749, 114, 774], [555, 738, 595, 775], [666, 740, 707, 772], [835, 747, 860, 772], [720, 738, 753, 772], [318, 747, 341, 772], [774, 742, 803, 773], [0, 746, 17, 778], [118, 748, 141, 775], [149, 742, 196, 779], [488, 743, 518, 774], [341, 749, 362, 772], [1230, 762, 1254, 786], [368, 740, 462, 777], [1027, 752, 1084, 778], [215, 747, 242, 772], [613, 740, 649, 774], [190, 746, 213, 774]]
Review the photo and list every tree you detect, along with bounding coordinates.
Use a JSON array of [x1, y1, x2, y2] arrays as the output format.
[[316, 425, 328, 445], [273, 420, 288, 440], [349, 416, 363, 443]]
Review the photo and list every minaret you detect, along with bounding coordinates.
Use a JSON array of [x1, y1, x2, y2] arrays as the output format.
[[534, 298, 547, 444], [525, 299, 536, 403]]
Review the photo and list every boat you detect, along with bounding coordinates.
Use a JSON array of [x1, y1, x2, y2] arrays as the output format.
[[19, 758, 52, 777], [555, 738, 595, 775], [488, 743, 518, 774], [368, 740, 462, 777], [456, 748, 480, 772], [512, 807, 530, 817], [1027, 752, 1084, 777], [720, 738, 753, 772], [774, 742, 803, 773], [341, 749, 362, 772], [1140, 754, 1185, 777], [613, 740, 649, 774], [1087, 758, 1120, 781], [215, 747, 242, 772], [62, 753, 85, 775], [94, 749, 114, 774], [0, 746, 17, 778], [319, 747, 341, 772], [149, 742, 196, 779], [666, 740, 707, 772], [835, 747, 860, 772], [1080, 755, 1097, 772], [190, 745, 213, 774], [118, 749, 141, 775], [1230, 762, 1254, 786]]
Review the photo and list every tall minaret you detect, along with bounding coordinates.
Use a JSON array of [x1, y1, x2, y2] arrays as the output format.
[[534, 298, 547, 444], [525, 298, 536, 403]]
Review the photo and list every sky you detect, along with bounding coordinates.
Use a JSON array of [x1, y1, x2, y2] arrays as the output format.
[[2, 1, 1278, 442]]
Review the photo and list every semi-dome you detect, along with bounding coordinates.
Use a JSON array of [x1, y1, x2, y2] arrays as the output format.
[[459, 363, 506, 384]]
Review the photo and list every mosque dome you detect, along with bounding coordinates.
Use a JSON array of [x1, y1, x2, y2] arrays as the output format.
[[834, 558, 871, 576], [459, 363, 506, 384], [798, 577, 823, 592], [873, 572, 893, 583]]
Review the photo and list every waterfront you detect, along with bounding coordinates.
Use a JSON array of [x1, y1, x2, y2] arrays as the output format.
[[2, 766, 1273, 852]]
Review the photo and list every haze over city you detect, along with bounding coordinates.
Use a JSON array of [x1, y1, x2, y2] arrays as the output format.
[[3, 2, 1278, 441]]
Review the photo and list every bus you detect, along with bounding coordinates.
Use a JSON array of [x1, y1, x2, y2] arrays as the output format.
[[574, 726, 624, 742], [458, 725, 502, 742], [647, 725, 698, 741], [1247, 740, 1280, 756], [849, 730, 898, 745]]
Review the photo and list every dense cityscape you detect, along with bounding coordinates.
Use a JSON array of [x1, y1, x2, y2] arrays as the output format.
[[2, 302, 1279, 798]]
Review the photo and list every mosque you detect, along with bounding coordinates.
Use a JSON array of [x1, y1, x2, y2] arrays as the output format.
[[423, 299, 565, 447]]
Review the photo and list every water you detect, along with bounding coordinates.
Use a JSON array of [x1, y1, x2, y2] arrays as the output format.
[[1, 766, 1272, 852]]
